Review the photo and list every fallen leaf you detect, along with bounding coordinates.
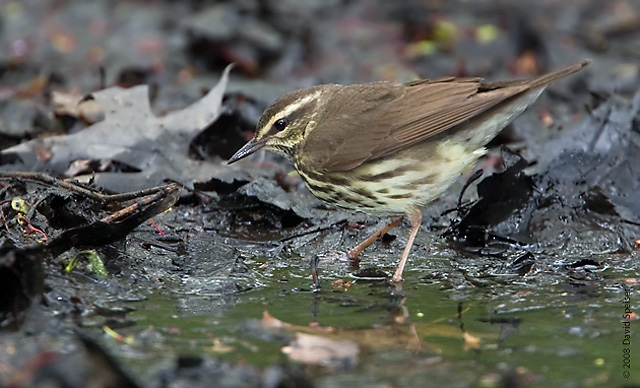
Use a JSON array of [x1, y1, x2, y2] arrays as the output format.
[[462, 331, 482, 351], [15, 75, 49, 99], [282, 333, 359, 367], [51, 90, 104, 124], [260, 311, 441, 353], [261, 311, 295, 330], [3, 65, 240, 192]]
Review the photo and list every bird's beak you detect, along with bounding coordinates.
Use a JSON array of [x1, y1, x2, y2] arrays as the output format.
[[228, 137, 268, 164]]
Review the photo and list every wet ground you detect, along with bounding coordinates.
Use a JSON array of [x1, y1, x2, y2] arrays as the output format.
[[1, 1, 639, 387]]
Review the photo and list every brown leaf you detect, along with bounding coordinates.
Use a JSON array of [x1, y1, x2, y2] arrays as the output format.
[[3, 65, 240, 192], [51, 90, 104, 124], [282, 333, 359, 367]]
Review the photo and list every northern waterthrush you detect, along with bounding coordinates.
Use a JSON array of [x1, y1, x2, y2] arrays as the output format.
[[228, 60, 590, 282]]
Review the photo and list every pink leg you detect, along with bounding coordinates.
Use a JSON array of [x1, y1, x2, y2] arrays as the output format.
[[346, 216, 403, 259], [391, 209, 422, 283]]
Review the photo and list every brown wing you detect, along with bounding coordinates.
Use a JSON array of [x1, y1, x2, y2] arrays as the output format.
[[300, 61, 589, 172], [298, 81, 406, 172], [300, 77, 527, 172]]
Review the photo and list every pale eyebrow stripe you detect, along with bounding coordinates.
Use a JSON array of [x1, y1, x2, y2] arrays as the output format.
[[262, 90, 322, 129]]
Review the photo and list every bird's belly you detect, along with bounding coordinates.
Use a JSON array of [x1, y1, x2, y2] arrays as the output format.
[[299, 141, 485, 215]]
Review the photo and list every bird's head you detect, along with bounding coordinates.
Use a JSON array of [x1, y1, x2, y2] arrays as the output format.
[[228, 84, 339, 164]]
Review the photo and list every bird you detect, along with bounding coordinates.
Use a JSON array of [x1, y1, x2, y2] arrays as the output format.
[[228, 60, 590, 282]]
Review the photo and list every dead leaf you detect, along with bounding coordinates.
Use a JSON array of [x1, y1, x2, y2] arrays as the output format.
[[261, 311, 423, 352], [261, 311, 295, 330], [511, 51, 540, 76], [462, 331, 482, 351], [2, 65, 240, 192], [51, 90, 104, 124], [15, 75, 49, 99], [65, 159, 93, 177], [282, 333, 359, 367], [259, 310, 495, 355]]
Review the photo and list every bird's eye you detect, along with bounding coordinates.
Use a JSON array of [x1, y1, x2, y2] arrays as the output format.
[[274, 118, 287, 131]]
